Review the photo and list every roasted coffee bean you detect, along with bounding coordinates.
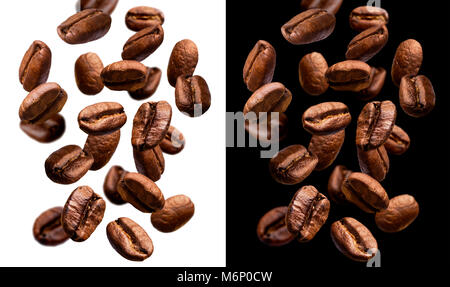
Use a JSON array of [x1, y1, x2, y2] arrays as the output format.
[[256, 206, 295, 246], [341, 172, 389, 213], [300, 0, 343, 14], [391, 39, 423, 87], [132, 101, 172, 150], [269, 145, 318, 185], [126, 6, 164, 31], [19, 40, 51, 92], [62, 186, 106, 242], [281, 9, 336, 45], [78, 102, 126, 135], [167, 39, 199, 87], [79, 0, 118, 15], [84, 130, 120, 170], [107, 217, 154, 261], [122, 24, 164, 62], [326, 60, 372, 92], [20, 114, 65, 143], [302, 102, 351, 135], [19, 82, 67, 124], [103, 165, 128, 205], [243, 82, 292, 116], [349, 6, 389, 32], [175, 75, 211, 117], [245, 112, 288, 143], [75, 52, 104, 95], [359, 67, 386, 101], [331, 217, 378, 262], [151, 195, 194, 232], [33, 207, 69, 246], [346, 25, 388, 62], [357, 145, 389, 182], [45, 145, 94, 184], [101, 60, 147, 91], [309, 130, 345, 171], [243, 40, 276, 92], [57, 9, 111, 44], [133, 145, 165, 181], [356, 101, 397, 151], [384, 125, 410, 155], [160, 126, 186, 155], [327, 165, 352, 204], [286, 186, 330, 242], [117, 172, 165, 213], [128, 67, 162, 100], [298, 52, 329, 96], [375, 195, 419, 233], [399, 75, 436, 118]]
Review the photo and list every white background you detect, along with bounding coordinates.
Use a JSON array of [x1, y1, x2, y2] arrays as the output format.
[[0, 0, 225, 267]]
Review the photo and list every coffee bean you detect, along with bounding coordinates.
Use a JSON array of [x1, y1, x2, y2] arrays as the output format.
[[101, 60, 147, 91], [356, 100, 397, 151], [357, 145, 389, 182], [256, 206, 295, 246], [399, 75, 436, 118], [133, 145, 165, 181], [269, 145, 318, 185], [281, 9, 336, 45], [384, 125, 410, 155], [20, 113, 65, 143], [349, 6, 389, 32], [107, 217, 154, 261], [359, 67, 386, 101], [286, 186, 330, 242], [245, 112, 288, 143], [125, 6, 165, 31], [151, 195, 194, 232], [33, 206, 69, 246], [103, 165, 127, 205], [84, 130, 120, 170], [57, 9, 111, 44], [300, 0, 343, 15], [122, 24, 164, 62], [309, 129, 345, 171], [62, 186, 106, 242], [78, 102, 127, 135], [330, 217, 378, 262], [45, 145, 94, 184], [391, 39, 423, 87], [117, 172, 165, 213], [128, 67, 162, 100], [346, 25, 389, 62], [132, 101, 172, 150], [341, 172, 389, 213], [175, 75, 211, 117], [298, 52, 329, 96], [302, 102, 351, 135], [19, 82, 67, 124], [243, 40, 276, 92], [243, 82, 292, 116], [327, 165, 352, 204], [160, 126, 186, 155], [167, 39, 199, 87], [75, 52, 104, 95], [326, 60, 372, 92], [79, 0, 118, 15], [375, 195, 419, 233], [19, 40, 51, 92]]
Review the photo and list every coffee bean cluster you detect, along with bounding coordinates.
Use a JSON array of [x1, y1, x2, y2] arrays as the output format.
[[21, 1, 210, 262], [245, 1, 432, 262]]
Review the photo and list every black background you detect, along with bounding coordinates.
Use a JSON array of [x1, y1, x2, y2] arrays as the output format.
[[226, 0, 450, 274]]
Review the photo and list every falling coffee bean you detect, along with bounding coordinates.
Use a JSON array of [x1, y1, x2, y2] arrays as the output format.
[[359, 67, 386, 101], [384, 125, 410, 155], [151, 195, 195, 233], [243, 40, 276, 92], [375, 194, 419, 233], [101, 60, 147, 91], [122, 24, 164, 62], [326, 60, 372, 92], [133, 145, 165, 181], [19, 40, 51, 92], [302, 102, 351, 135], [83, 130, 120, 170], [346, 25, 389, 62], [103, 165, 128, 205], [298, 52, 329, 96], [160, 126, 186, 155], [33, 206, 69, 246], [125, 6, 165, 31], [175, 75, 211, 117], [300, 0, 343, 15], [20, 113, 65, 143], [357, 145, 389, 182], [75, 52, 104, 95], [349, 6, 389, 32], [308, 129, 345, 171], [128, 67, 162, 100], [327, 165, 352, 204], [391, 39, 423, 87], [79, 0, 118, 15], [256, 206, 295, 247], [167, 39, 199, 87], [399, 75, 436, 118], [243, 82, 292, 116], [78, 102, 127, 135]]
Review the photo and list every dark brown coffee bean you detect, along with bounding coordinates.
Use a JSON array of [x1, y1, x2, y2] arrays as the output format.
[[384, 125, 410, 155], [167, 39, 199, 87], [356, 100, 397, 151], [281, 9, 336, 45], [327, 165, 352, 204], [19, 82, 67, 124], [245, 112, 288, 143], [132, 101, 172, 150], [33, 207, 69, 246], [45, 145, 94, 184], [78, 102, 127, 135], [151, 195, 194, 232], [103, 165, 128, 205], [122, 24, 164, 62], [19, 40, 51, 92], [133, 145, 165, 181], [302, 102, 351, 135], [286, 186, 330, 242], [117, 172, 165, 213], [57, 9, 111, 44], [331, 217, 378, 262], [399, 75, 436, 118], [357, 145, 389, 182], [62, 186, 106, 242], [256, 206, 295, 247], [128, 67, 162, 100], [125, 6, 164, 31], [75, 52, 104, 95], [107, 217, 154, 261], [300, 0, 343, 14], [20, 113, 65, 143], [243, 82, 292, 116], [101, 60, 147, 91], [341, 172, 389, 213], [84, 130, 120, 170], [269, 145, 318, 185], [298, 52, 329, 96], [309, 129, 345, 171], [349, 6, 389, 32], [326, 60, 372, 92], [160, 126, 186, 155], [359, 67, 386, 101], [243, 40, 276, 92], [80, 0, 118, 15], [346, 25, 389, 62], [375, 195, 419, 233], [175, 75, 211, 117], [391, 39, 423, 87]]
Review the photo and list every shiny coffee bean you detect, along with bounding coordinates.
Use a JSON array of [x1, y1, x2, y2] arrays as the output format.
[[101, 60, 147, 91], [19, 40, 51, 92], [346, 25, 389, 62], [298, 52, 329, 96], [128, 67, 162, 100], [326, 60, 372, 92], [20, 113, 65, 143], [33, 206, 69, 246], [167, 39, 198, 87], [175, 75, 211, 117], [302, 102, 351, 135], [75, 52, 104, 95], [300, 0, 343, 14], [160, 126, 186, 155], [391, 39, 423, 87], [243, 40, 276, 92], [243, 82, 292, 116], [399, 75, 435, 118], [151, 195, 195, 233], [126, 6, 165, 31], [384, 125, 410, 155], [327, 165, 352, 204], [357, 145, 389, 182], [78, 102, 126, 135], [359, 67, 386, 101], [309, 129, 345, 171], [122, 24, 164, 62], [84, 130, 120, 170], [349, 6, 389, 32], [256, 206, 295, 247], [375, 195, 419, 233], [79, 0, 118, 15], [103, 165, 128, 205], [245, 112, 288, 143], [133, 145, 165, 181]]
